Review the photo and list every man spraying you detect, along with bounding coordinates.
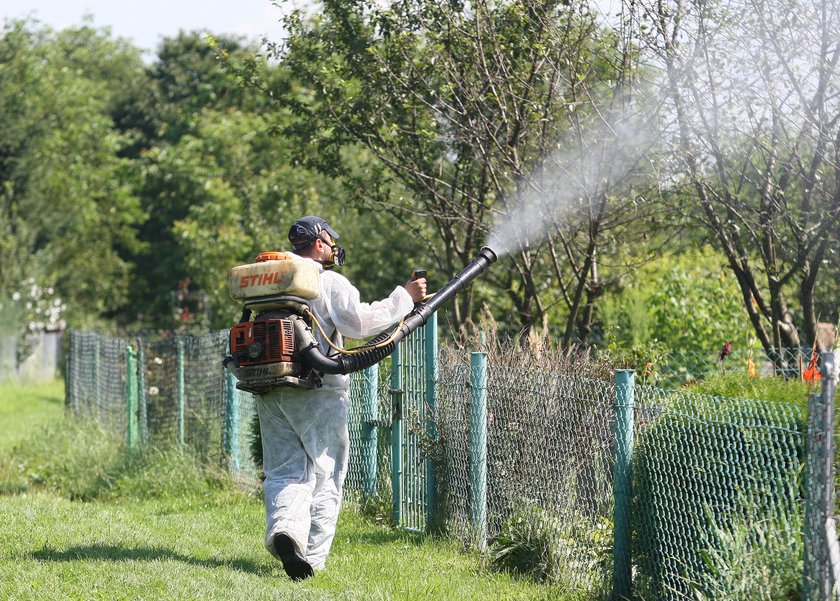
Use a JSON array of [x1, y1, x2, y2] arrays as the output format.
[[257, 215, 426, 580]]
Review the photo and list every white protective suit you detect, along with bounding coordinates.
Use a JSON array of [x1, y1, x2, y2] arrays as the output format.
[[258, 256, 414, 570]]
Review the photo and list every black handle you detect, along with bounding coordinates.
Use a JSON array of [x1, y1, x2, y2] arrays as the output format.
[[411, 269, 427, 281]]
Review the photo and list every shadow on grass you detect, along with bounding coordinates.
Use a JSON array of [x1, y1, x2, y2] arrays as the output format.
[[31, 545, 277, 576], [340, 527, 429, 547], [32, 392, 63, 406]]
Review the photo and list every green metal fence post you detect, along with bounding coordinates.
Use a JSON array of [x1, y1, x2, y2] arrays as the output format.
[[136, 339, 148, 444], [65, 345, 73, 413], [69, 332, 79, 414], [391, 343, 403, 526], [177, 337, 185, 447], [125, 345, 139, 448], [424, 312, 439, 532], [821, 353, 839, 597], [93, 336, 101, 407], [804, 352, 838, 600], [362, 364, 380, 499], [470, 351, 488, 550], [224, 371, 241, 475], [613, 369, 635, 601]]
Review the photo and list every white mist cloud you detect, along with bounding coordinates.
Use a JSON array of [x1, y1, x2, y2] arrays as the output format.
[[487, 109, 658, 257]]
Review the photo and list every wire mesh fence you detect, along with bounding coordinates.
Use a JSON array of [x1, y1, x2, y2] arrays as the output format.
[[346, 360, 394, 506], [633, 384, 806, 600], [67, 332, 129, 433], [65, 329, 838, 599], [438, 359, 616, 595], [67, 330, 261, 489]]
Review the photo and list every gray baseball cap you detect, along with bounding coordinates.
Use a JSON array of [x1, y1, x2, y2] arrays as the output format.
[[288, 216, 340, 250]]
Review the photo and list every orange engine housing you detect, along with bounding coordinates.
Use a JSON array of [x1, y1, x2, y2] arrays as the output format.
[[229, 318, 295, 366]]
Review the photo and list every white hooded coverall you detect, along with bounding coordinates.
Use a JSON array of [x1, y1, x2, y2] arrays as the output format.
[[258, 257, 414, 570]]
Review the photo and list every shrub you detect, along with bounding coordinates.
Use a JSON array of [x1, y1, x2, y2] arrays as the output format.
[[490, 505, 611, 594], [687, 502, 802, 601], [687, 373, 809, 429], [491, 505, 560, 583]]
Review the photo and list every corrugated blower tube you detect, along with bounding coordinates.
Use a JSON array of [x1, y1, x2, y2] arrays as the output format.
[[299, 246, 498, 374]]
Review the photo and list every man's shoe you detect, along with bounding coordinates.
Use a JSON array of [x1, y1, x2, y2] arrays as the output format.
[[273, 533, 314, 581]]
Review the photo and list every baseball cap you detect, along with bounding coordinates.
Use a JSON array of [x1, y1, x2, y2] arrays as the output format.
[[288, 216, 340, 250]]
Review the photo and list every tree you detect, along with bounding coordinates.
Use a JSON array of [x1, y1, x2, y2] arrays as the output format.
[[277, 0, 659, 341], [128, 32, 277, 327], [638, 0, 840, 358], [0, 20, 145, 326], [154, 108, 337, 328]]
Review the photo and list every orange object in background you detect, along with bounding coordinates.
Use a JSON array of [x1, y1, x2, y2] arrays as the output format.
[[803, 351, 822, 383]]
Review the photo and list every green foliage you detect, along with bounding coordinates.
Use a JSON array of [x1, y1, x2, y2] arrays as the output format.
[[1, 7, 836, 348], [0, 19, 146, 327], [687, 373, 809, 428], [491, 506, 561, 582], [687, 506, 802, 601], [649, 262, 747, 354], [490, 505, 611, 593], [0, 415, 234, 501], [130, 34, 424, 330], [597, 248, 748, 356], [597, 339, 670, 383], [278, 0, 647, 336]]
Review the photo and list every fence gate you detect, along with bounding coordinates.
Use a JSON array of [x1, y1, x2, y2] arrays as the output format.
[[390, 314, 438, 533]]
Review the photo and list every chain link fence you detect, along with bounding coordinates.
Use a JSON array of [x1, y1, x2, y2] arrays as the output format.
[[65, 330, 838, 599], [803, 355, 840, 601], [633, 384, 805, 600], [437, 360, 615, 595]]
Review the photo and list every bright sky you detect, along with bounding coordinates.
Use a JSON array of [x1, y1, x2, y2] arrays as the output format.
[[5, 1, 624, 60], [2, 0, 301, 59]]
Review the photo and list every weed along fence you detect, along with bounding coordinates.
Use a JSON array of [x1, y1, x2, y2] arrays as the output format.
[[66, 329, 839, 600]]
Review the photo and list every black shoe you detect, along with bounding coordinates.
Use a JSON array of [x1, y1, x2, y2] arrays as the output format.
[[273, 533, 314, 581]]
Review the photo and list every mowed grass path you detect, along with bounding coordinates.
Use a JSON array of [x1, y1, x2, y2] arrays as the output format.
[[0, 379, 64, 451], [0, 381, 572, 600], [0, 494, 568, 600]]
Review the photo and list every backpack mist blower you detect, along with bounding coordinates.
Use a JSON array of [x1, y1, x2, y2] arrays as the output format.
[[223, 247, 498, 394]]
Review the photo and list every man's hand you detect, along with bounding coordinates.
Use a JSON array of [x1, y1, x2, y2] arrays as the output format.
[[405, 277, 427, 303]]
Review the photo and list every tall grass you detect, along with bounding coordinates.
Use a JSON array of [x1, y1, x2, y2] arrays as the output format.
[[0, 414, 238, 502], [687, 373, 810, 427], [686, 502, 803, 600]]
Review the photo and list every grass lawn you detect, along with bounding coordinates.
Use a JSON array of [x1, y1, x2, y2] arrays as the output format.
[[0, 380, 578, 600], [0, 379, 64, 452], [0, 493, 570, 600]]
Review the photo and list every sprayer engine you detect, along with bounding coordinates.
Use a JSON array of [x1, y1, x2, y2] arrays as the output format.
[[223, 252, 324, 394]]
